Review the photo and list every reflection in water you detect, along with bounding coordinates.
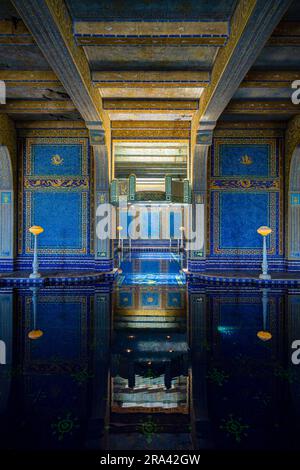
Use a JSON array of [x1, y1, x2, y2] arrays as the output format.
[[110, 282, 191, 449], [112, 286, 189, 413], [0, 291, 12, 417], [257, 289, 272, 342], [0, 339, 5, 365], [28, 287, 44, 340], [0, 255, 300, 450]]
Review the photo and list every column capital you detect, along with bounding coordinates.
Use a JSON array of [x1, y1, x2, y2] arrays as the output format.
[[85, 121, 106, 146], [196, 121, 216, 146], [196, 130, 213, 146]]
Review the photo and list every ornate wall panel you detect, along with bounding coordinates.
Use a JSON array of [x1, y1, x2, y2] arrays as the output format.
[[209, 136, 283, 261], [18, 136, 92, 269]]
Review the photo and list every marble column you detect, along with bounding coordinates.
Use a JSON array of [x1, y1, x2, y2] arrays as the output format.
[[0, 145, 14, 272], [188, 127, 213, 272], [87, 123, 114, 272]]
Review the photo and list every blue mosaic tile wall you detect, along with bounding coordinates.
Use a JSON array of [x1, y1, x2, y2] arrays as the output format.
[[18, 137, 93, 270], [209, 137, 283, 261]]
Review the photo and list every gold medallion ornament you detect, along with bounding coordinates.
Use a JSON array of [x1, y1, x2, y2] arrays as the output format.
[[240, 155, 253, 165], [51, 154, 64, 166]]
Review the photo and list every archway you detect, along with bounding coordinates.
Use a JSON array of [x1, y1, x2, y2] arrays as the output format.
[[0, 146, 13, 269], [288, 146, 300, 259]]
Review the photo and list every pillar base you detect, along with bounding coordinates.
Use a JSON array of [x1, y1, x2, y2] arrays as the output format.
[[29, 272, 42, 279], [259, 273, 271, 280]]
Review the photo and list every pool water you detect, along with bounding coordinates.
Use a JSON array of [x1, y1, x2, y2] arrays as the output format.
[[0, 252, 300, 451]]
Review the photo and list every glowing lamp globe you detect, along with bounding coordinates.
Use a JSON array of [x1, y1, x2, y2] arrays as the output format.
[[257, 226, 272, 237], [29, 225, 44, 236], [257, 330, 272, 341], [117, 226, 123, 231], [179, 226, 185, 231], [28, 329, 43, 340]]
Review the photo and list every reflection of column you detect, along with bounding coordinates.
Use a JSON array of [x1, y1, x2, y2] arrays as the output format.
[[0, 291, 13, 413], [288, 293, 300, 419], [87, 123, 113, 272], [86, 292, 111, 449], [165, 360, 172, 390], [189, 292, 212, 448], [128, 359, 135, 389]]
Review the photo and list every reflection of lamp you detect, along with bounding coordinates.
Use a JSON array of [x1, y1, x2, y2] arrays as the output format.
[[257, 331, 272, 341], [257, 288, 272, 341], [28, 330, 43, 340], [257, 226, 272, 280], [28, 287, 43, 340], [29, 225, 44, 279], [117, 225, 123, 251]]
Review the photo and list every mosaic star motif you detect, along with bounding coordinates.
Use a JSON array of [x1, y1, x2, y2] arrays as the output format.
[[71, 367, 94, 385], [51, 412, 79, 441], [220, 414, 249, 443], [273, 365, 298, 383], [139, 416, 159, 444], [207, 367, 229, 386]]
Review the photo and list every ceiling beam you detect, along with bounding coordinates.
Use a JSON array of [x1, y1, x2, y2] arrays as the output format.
[[196, 0, 293, 130], [268, 21, 300, 46], [74, 20, 229, 36], [103, 99, 198, 111], [0, 70, 59, 88], [76, 37, 226, 47], [0, 19, 33, 44], [111, 121, 190, 129], [241, 71, 300, 88], [111, 120, 190, 139], [15, 120, 86, 128], [92, 71, 210, 89], [0, 100, 76, 114], [74, 20, 229, 46], [224, 99, 299, 115], [11, 0, 108, 127]]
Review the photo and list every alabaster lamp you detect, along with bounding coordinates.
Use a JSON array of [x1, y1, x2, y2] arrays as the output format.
[[257, 226, 272, 280], [28, 225, 44, 279]]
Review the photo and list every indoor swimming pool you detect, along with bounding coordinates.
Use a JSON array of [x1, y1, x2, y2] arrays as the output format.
[[0, 253, 299, 451]]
